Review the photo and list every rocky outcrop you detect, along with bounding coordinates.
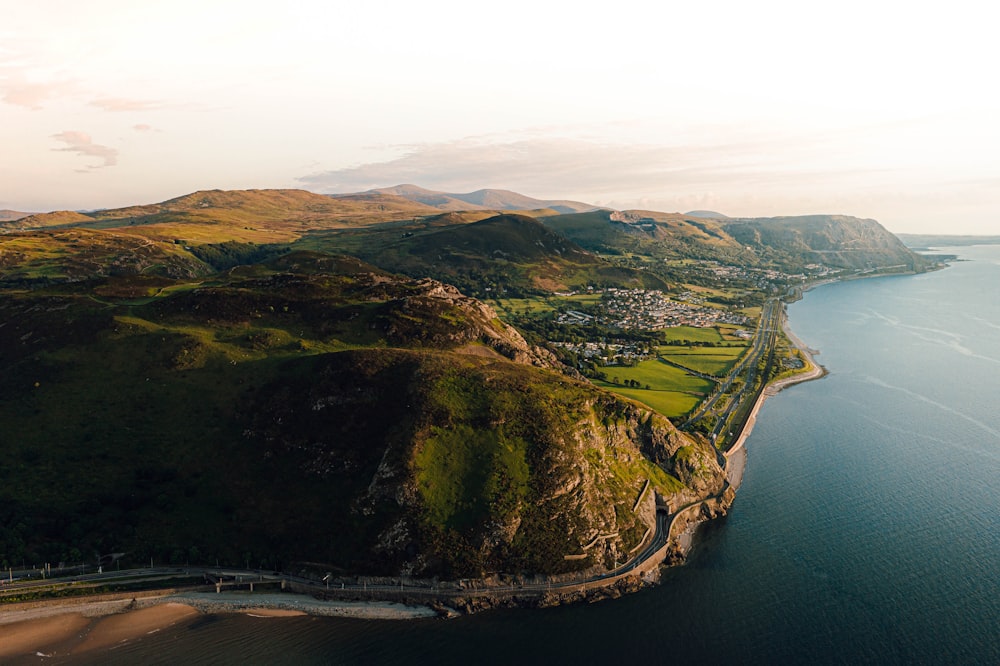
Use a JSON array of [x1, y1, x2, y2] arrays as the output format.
[[247, 341, 728, 579], [378, 277, 559, 369]]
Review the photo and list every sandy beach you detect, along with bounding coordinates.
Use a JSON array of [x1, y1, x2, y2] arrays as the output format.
[[0, 613, 91, 660], [69, 602, 198, 655], [0, 590, 437, 660], [0, 602, 196, 661]]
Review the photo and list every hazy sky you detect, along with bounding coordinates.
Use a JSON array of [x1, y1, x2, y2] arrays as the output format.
[[3, 0, 998, 233]]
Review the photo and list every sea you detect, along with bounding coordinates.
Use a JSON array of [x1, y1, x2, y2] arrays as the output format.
[[75, 245, 1000, 665]]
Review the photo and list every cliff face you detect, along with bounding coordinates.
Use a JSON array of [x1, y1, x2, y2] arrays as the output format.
[[246, 347, 726, 577], [722, 215, 931, 271], [193, 266, 728, 578]]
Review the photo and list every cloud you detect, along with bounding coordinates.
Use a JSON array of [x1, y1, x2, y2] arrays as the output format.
[[90, 97, 165, 112], [0, 47, 165, 113], [0, 71, 79, 109], [296, 131, 984, 226], [296, 134, 866, 206], [51, 131, 118, 168]]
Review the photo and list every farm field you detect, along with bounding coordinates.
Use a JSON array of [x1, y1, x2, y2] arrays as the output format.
[[658, 345, 747, 377], [493, 293, 603, 315], [593, 358, 714, 419]]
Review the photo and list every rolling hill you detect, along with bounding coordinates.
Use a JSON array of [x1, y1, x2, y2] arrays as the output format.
[[685, 210, 730, 219], [8, 189, 438, 238], [720, 215, 931, 271], [0, 209, 32, 222], [542, 208, 930, 273], [309, 212, 670, 295], [0, 189, 439, 286], [542, 209, 756, 264], [1, 187, 931, 295], [370, 184, 597, 214]]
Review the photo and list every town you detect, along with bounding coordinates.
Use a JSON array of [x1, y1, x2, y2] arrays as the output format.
[[555, 288, 750, 330]]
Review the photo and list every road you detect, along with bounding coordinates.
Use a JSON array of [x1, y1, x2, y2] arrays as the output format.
[[681, 298, 782, 436], [0, 501, 717, 603]]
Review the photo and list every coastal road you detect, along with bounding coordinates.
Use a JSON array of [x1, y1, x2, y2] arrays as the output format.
[[0, 505, 697, 602], [681, 298, 782, 434]]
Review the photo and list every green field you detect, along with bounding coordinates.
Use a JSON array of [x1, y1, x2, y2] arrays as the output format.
[[659, 346, 747, 377], [658, 325, 728, 344], [493, 293, 603, 315], [596, 385, 704, 420], [594, 358, 714, 419]]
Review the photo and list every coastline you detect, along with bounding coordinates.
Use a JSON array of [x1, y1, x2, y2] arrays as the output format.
[[724, 305, 827, 489], [0, 299, 829, 658], [0, 591, 437, 660]]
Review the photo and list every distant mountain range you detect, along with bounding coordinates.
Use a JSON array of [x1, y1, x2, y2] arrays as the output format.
[[0, 185, 931, 289], [0, 209, 31, 222], [364, 184, 597, 214], [684, 210, 731, 219]]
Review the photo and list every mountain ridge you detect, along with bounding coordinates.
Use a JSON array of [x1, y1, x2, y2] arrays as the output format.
[[370, 184, 597, 214]]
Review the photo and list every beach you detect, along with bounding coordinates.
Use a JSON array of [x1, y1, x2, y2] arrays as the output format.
[[0, 590, 437, 661]]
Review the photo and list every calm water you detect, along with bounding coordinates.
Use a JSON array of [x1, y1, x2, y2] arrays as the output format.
[[81, 247, 1000, 665]]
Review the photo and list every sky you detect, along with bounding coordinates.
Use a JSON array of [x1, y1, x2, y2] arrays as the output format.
[[2, 0, 999, 234]]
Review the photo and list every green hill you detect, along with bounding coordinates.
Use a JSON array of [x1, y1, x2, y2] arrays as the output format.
[[312, 213, 670, 296], [0, 189, 440, 286], [541, 209, 756, 264], [542, 209, 930, 273], [0, 261, 727, 577], [720, 215, 932, 271]]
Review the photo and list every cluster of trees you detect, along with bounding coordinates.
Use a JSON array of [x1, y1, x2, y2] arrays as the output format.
[[611, 378, 650, 390]]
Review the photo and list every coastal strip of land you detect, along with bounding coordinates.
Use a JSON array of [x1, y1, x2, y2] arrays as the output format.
[[724, 313, 826, 489]]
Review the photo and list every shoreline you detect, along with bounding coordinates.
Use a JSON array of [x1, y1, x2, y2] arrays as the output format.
[[0, 299, 829, 658], [724, 305, 827, 486], [0, 590, 438, 660]]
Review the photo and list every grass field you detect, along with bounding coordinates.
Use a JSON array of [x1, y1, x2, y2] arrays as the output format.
[[658, 325, 728, 344], [659, 346, 747, 377], [595, 383, 704, 419], [593, 358, 714, 418], [493, 293, 603, 315]]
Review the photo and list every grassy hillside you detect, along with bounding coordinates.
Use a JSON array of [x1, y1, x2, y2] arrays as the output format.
[[720, 215, 932, 271], [542, 209, 757, 265], [1, 190, 660, 295], [0, 189, 440, 287], [0, 258, 725, 577], [303, 213, 670, 296], [0, 227, 212, 285], [2, 188, 929, 300], [3, 189, 437, 255], [542, 209, 931, 274]]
